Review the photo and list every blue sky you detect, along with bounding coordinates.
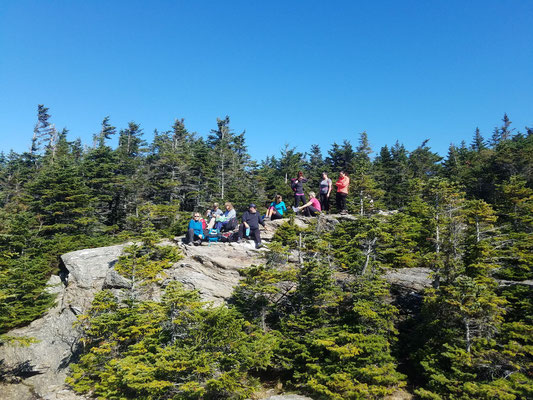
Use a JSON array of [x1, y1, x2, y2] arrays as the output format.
[[1, 0, 532, 161]]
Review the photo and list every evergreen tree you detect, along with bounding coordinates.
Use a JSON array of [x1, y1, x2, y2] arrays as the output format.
[[27, 144, 96, 235], [408, 139, 442, 179], [470, 127, 486, 152]]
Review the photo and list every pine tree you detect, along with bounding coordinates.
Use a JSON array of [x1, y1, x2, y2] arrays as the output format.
[[408, 139, 442, 180], [27, 143, 96, 235], [470, 127, 486, 152]]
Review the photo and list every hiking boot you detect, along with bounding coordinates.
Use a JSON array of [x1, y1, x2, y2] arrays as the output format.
[[236, 238, 242, 244], [255, 242, 263, 249]]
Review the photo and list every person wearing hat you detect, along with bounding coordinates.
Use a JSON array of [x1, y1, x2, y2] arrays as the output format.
[[237, 203, 265, 248]]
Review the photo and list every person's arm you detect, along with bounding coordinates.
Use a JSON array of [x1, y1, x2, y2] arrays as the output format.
[[337, 178, 347, 190], [299, 200, 312, 209], [327, 179, 332, 197], [259, 214, 265, 227], [281, 202, 287, 212], [242, 212, 250, 229]]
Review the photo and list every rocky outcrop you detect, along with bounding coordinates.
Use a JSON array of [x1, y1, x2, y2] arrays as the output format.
[[0, 215, 429, 400], [0, 245, 125, 400], [0, 224, 285, 399]]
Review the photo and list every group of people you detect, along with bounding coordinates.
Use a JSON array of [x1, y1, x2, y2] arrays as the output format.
[[290, 170, 350, 215], [186, 171, 350, 248], [187, 202, 265, 249]]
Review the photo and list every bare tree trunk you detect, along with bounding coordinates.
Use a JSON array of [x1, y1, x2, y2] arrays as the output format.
[[298, 232, 303, 266], [361, 237, 377, 275], [465, 318, 471, 353]]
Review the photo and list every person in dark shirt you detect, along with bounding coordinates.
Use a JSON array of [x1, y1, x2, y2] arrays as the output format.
[[291, 171, 308, 208], [237, 203, 265, 248]]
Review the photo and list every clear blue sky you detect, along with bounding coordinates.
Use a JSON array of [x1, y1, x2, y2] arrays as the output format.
[[1, 0, 532, 161]]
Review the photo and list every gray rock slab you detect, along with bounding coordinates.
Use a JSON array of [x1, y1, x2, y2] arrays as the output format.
[[0, 244, 125, 400], [383, 267, 433, 292]]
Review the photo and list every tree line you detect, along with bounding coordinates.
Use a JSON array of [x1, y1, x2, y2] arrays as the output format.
[[0, 106, 531, 398]]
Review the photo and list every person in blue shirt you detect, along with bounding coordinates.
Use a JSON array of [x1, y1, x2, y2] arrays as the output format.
[[187, 212, 207, 245], [265, 194, 287, 220]]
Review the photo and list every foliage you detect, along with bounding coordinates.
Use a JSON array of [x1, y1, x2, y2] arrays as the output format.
[[68, 282, 277, 399], [0, 107, 532, 398]]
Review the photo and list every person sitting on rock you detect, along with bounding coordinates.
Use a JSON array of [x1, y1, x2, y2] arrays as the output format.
[[187, 212, 207, 245], [206, 202, 223, 230], [214, 201, 237, 231], [295, 191, 322, 217], [265, 194, 287, 220], [237, 203, 265, 249]]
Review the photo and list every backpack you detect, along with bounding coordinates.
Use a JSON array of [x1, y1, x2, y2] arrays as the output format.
[[208, 229, 219, 243], [220, 231, 233, 242], [224, 217, 238, 231]]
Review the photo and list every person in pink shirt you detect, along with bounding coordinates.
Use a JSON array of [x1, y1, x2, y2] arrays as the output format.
[[296, 192, 322, 217], [335, 171, 350, 214]]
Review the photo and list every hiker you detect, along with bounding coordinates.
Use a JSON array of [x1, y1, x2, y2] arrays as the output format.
[[265, 194, 287, 220], [214, 202, 238, 231], [291, 171, 308, 207], [187, 212, 207, 245], [296, 192, 321, 216], [319, 172, 332, 212], [237, 203, 265, 249], [206, 202, 223, 229], [335, 171, 350, 214]]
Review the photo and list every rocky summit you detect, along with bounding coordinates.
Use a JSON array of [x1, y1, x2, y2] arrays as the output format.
[[1, 215, 433, 400]]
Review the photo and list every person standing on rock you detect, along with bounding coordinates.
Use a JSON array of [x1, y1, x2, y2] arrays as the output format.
[[295, 191, 322, 216], [265, 194, 287, 220], [335, 171, 350, 215], [319, 172, 332, 212], [187, 212, 207, 245], [237, 203, 265, 249], [291, 171, 308, 208]]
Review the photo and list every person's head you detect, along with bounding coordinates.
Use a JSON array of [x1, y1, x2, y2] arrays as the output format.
[[322, 172, 328, 179], [192, 212, 201, 220], [297, 171, 304, 178], [339, 170, 346, 177], [249, 203, 257, 213], [224, 202, 233, 210], [275, 194, 282, 203], [212, 202, 219, 209], [309, 191, 316, 199]]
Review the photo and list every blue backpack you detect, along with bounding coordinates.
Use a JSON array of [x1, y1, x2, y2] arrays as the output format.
[[208, 229, 219, 243]]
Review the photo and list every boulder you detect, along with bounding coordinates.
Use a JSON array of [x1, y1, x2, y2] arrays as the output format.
[[0, 239, 269, 398], [0, 245, 124, 400], [383, 267, 433, 293]]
